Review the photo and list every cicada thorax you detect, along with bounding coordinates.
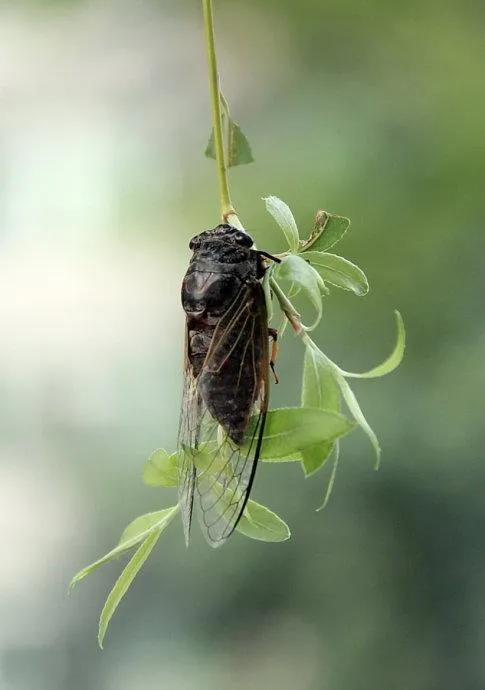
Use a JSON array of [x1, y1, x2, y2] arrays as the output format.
[[181, 225, 267, 445]]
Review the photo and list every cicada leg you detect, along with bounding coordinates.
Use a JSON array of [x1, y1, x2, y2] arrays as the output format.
[[268, 327, 279, 385]]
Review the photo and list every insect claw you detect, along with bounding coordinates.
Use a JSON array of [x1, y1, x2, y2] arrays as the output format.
[[270, 360, 279, 385], [268, 327, 279, 384]]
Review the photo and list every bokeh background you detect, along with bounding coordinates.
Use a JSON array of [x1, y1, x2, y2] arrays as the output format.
[[1, 0, 484, 688]]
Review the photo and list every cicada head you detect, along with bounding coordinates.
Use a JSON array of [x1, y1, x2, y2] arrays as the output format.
[[189, 224, 254, 251]]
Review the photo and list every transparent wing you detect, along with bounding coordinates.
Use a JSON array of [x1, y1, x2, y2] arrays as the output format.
[[195, 409, 266, 546], [176, 366, 202, 546], [177, 282, 270, 548]]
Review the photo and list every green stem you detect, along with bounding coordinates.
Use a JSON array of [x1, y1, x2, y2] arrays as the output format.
[[270, 277, 303, 334], [220, 91, 231, 157], [202, 0, 234, 221]]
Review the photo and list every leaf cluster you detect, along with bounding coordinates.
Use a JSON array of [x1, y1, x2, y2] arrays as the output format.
[[262, 195, 404, 480]]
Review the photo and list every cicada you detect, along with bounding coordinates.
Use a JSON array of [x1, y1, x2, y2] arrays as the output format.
[[178, 223, 278, 547]]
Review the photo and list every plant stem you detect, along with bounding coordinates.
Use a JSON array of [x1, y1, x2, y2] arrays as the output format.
[[202, 0, 234, 221], [270, 277, 303, 334]]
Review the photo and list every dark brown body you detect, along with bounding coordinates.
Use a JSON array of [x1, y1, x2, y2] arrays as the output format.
[[181, 224, 267, 444]]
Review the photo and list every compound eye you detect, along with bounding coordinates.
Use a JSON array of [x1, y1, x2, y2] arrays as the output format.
[[189, 235, 201, 250], [235, 231, 253, 247]]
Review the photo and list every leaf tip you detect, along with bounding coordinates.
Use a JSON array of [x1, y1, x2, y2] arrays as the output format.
[[393, 309, 405, 336], [374, 447, 382, 471], [68, 571, 85, 590], [97, 618, 106, 649]]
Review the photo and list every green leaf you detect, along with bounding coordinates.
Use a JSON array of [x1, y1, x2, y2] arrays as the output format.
[[336, 371, 381, 469], [263, 196, 300, 253], [300, 211, 350, 252], [204, 130, 216, 159], [184, 444, 220, 472], [303, 345, 382, 469], [300, 441, 334, 477], [119, 507, 180, 543], [261, 454, 301, 463], [316, 440, 340, 511], [299, 345, 342, 476], [70, 506, 179, 587], [228, 121, 254, 166], [302, 345, 341, 411], [142, 449, 178, 487], [274, 255, 324, 330], [201, 482, 290, 543], [257, 407, 356, 460], [303, 251, 369, 296], [205, 121, 254, 167], [299, 345, 341, 476], [236, 499, 291, 542], [340, 310, 406, 378], [98, 529, 162, 648]]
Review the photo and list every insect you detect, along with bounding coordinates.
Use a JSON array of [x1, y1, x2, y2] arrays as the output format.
[[178, 223, 279, 547]]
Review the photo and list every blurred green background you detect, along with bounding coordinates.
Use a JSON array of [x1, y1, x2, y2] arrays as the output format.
[[1, 0, 484, 688]]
